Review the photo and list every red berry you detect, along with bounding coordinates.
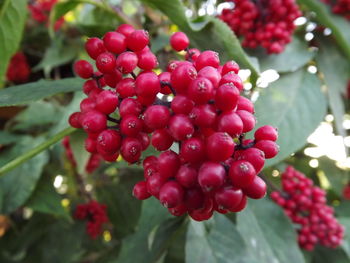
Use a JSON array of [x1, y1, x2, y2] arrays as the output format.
[[215, 186, 243, 210], [135, 72, 160, 98], [170, 32, 190, 51], [103, 69, 122, 88], [151, 129, 174, 151], [236, 110, 256, 133], [180, 138, 206, 164], [243, 176, 266, 199], [171, 95, 194, 115], [74, 60, 93, 79], [189, 104, 216, 128], [229, 160, 256, 188], [254, 125, 278, 141], [197, 66, 221, 88], [219, 72, 243, 91], [116, 78, 136, 98], [144, 105, 170, 130], [95, 90, 119, 114], [168, 114, 194, 141], [120, 137, 142, 163], [133, 181, 151, 200], [69, 112, 82, 128], [176, 165, 198, 188], [119, 98, 142, 117], [195, 50, 220, 70], [126, 30, 149, 51], [237, 96, 254, 113], [96, 52, 117, 73], [170, 64, 197, 94], [188, 77, 214, 104], [137, 51, 158, 70], [198, 162, 226, 192], [81, 110, 107, 133], [146, 173, 165, 197], [116, 24, 135, 37], [103, 31, 126, 54], [222, 60, 240, 75], [97, 129, 121, 153], [159, 181, 184, 208], [116, 51, 138, 74], [254, 140, 279, 159], [238, 148, 265, 174], [83, 80, 98, 95], [215, 83, 240, 111], [206, 132, 235, 162], [157, 150, 181, 179], [85, 37, 106, 59], [217, 111, 243, 137], [120, 115, 143, 137]]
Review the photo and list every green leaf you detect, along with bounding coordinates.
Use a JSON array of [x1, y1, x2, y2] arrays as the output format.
[[96, 168, 143, 238], [251, 37, 315, 73], [339, 217, 350, 259], [26, 174, 71, 220], [69, 130, 90, 175], [0, 78, 84, 107], [33, 37, 80, 77], [297, 0, 350, 60], [49, 0, 81, 36], [110, 198, 171, 263], [0, 0, 27, 88], [139, 0, 259, 80], [311, 246, 349, 263], [0, 131, 20, 146], [0, 136, 49, 213], [237, 198, 305, 263], [254, 68, 327, 166], [10, 101, 62, 132], [316, 37, 350, 138], [186, 214, 255, 263]]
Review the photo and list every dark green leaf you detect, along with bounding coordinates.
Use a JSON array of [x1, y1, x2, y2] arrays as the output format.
[[139, 0, 259, 80], [0, 78, 84, 107], [26, 175, 71, 220], [0, 131, 20, 146], [69, 130, 89, 175], [0, 0, 27, 87], [316, 37, 350, 138], [297, 0, 350, 60], [237, 198, 305, 263], [339, 217, 350, 258], [251, 37, 315, 73], [254, 68, 327, 166], [96, 168, 143, 238], [311, 246, 349, 263], [110, 198, 171, 263], [186, 214, 255, 263], [0, 136, 49, 213]]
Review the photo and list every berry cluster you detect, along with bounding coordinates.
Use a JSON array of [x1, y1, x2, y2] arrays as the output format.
[[62, 136, 102, 174], [69, 24, 279, 221], [219, 0, 301, 53], [28, 0, 64, 30], [271, 166, 344, 251], [343, 183, 350, 200], [322, 0, 350, 20], [6, 52, 30, 84], [74, 200, 108, 239]]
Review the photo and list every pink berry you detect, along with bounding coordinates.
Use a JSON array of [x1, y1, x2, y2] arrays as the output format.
[[170, 32, 190, 51]]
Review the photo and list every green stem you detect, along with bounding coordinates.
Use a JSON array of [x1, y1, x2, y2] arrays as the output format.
[[0, 127, 76, 176]]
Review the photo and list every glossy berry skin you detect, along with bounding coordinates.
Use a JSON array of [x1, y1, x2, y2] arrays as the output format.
[[85, 37, 106, 59], [81, 111, 107, 133], [176, 165, 198, 188], [95, 90, 119, 114], [168, 114, 194, 141], [236, 110, 256, 133], [116, 24, 135, 37], [74, 60, 93, 79], [185, 48, 201, 61], [69, 112, 82, 128], [126, 30, 149, 51], [120, 137, 142, 163], [135, 72, 161, 98], [229, 195, 247, 212], [159, 181, 185, 208], [97, 129, 121, 153], [188, 77, 214, 104], [146, 173, 165, 197], [103, 31, 126, 54], [137, 51, 158, 70], [119, 98, 142, 117], [198, 162, 226, 192], [96, 52, 116, 73], [206, 132, 235, 162], [180, 138, 206, 164], [116, 78, 136, 98], [171, 95, 194, 115], [215, 84, 240, 111], [133, 181, 151, 200], [190, 104, 216, 128], [151, 129, 174, 151], [120, 115, 143, 137], [254, 140, 279, 159], [198, 66, 221, 88], [157, 150, 181, 179], [116, 51, 138, 74], [238, 148, 265, 174], [229, 160, 256, 188], [217, 111, 243, 137], [144, 105, 170, 130], [170, 32, 190, 51], [170, 64, 197, 94], [215, 186, 243, 210], [222, 60, 240, 75], [254, 125, 278, 141], [195, 50, 220, 70], [220, 72, 243, 91], [104, 69, 122, 88], [243, 176, 266, 199], [237, 96, 254, 113], [185, 188, 205, 210]]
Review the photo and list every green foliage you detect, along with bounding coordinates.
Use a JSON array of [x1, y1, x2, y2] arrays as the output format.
[[0, 0, 27, 88]]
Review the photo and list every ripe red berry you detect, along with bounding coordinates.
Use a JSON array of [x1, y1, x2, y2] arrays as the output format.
[[215, 83, 240, 111], [137, 51, 158, 70], [217, 111, 243, 137], [81, 110, 107, 133], [74, 60, 93, 79], [170, 64, 197, 94], [219, 72, 243, 91], [236, 110, 256, 133], [171, 95, 194, 115], [126, 30, 149, 51], [229, 160, 256, 188], [238, 148, 265, 174], [151, 129, 174, 151], [95, 90, 119, 114], [180, 138, 206, 164], [120, 115, 143, 137], [222, 60, 240, 75], [120, 137, 142, 163], [168, 114, 194, 141], [195, 50, 220, 70], [119, 98, 142, 117], [85, 37, 106, 59], [116, 78, 136, 98], [189, 104, 216, 128], [135, 72, 161, 98], [159, 181, 184, 208], [103, 31, 126, 54], [215, 186, 243, 210], [237, 96, 254, 113], [146, 173, 165, 197], [188, 77, 214, 104], [143, 105, 170, 130], [96, 52, 117, 73], [254, 140, 279, 159], [83, 80, 98, 95], [206, 132, 235, 162], [133, 181, 151, 200], [176, 165, 198, 188], [116, 51, 138, 74], [97, 129, 121, 153], [170, 32, 190, 51], [157, 150, 181, 179], [198, 66, 221, 88], [116, 24, 135, 37], [69, 112, 82, 128], [254, 125, 278, 141], [243, 176, 266, 199], [198, 162, 226, 192]]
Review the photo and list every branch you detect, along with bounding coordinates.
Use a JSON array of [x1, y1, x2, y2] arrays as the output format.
[[0, 127, 76, 176]]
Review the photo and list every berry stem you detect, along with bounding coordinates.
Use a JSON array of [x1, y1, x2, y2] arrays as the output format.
[[160, 81, 176, 96], [130, 72, 137, 80], [107, 116, 120, 123], [0, 127, 76, 176]]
